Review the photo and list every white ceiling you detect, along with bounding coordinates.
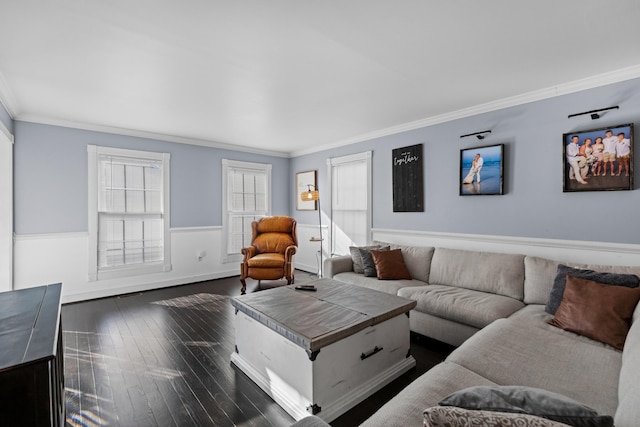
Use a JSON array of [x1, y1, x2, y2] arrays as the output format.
[[1, 1, 640, 156]]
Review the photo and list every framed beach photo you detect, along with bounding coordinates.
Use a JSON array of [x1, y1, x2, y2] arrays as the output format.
[[296, 170, 317, 210], [562, 123, 633, 192], [460, 144, 504, 196]]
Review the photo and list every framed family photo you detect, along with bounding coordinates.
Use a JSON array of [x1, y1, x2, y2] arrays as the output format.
[[562, 123, 633, 192], [296, 170, 317, 210], [460, 144, 504, 196]]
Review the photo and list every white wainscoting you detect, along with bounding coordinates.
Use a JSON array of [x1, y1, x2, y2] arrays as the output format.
[[14, 226, 240, 303], [372, 229, 640, 266], [14, 226, 639, 303]]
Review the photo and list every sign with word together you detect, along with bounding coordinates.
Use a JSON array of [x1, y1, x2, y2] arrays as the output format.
[[392, 143, 424, 212]]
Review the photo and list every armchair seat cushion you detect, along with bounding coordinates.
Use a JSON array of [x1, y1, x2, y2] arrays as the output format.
[[247, 253, 286, 268]]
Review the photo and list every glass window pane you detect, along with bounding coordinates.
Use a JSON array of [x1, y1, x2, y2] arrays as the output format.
[[126, 190, 145, 212], [146, 191, 161, 213], [244, 174, 255, 193], [125, 165, 144, 190], [244, 194, 255, 211], [255, 194, 266, 211], [144, 165, 162, 191]]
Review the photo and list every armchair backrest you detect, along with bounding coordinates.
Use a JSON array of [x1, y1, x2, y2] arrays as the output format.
[[251, 216, 297, 254]]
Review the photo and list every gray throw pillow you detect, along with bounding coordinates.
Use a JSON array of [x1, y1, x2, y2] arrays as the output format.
[[439, 385, 614, 427], [545, 264, 639, 315], [358, 246, 389, 277], [349, 245, 380, 274]]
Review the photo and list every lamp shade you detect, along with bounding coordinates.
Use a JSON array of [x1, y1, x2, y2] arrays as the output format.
[[301, 190, 319, 202]]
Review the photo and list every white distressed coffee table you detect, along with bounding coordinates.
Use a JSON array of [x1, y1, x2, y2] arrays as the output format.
[[230, 278, 417, 422]]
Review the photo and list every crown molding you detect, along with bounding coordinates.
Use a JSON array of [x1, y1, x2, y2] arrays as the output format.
[[291, 64, 640, 157], [5, 64, 640, 158], [16, 114, 290, 158]]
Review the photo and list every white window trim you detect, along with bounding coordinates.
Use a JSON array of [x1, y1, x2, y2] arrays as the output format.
[[221, 159, 272, 264], [327, 151, 372, 255], [88, 145, 171, 281]]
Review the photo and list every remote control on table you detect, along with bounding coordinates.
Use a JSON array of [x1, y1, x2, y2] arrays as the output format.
[[295, 285, 317, 291]]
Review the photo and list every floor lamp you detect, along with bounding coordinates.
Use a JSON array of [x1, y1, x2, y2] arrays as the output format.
[[301, 185, 322, 277]]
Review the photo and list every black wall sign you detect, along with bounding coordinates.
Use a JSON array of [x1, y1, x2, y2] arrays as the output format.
[[392, 144, 424, 212]]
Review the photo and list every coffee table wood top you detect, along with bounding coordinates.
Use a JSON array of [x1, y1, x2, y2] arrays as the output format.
[[231, 278, 416, 352]]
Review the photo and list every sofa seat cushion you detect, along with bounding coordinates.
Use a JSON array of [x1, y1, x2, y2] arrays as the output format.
[[360, 361, 498, 427], [399, 285, 525, 329], [247, 253, 285, 268], [447, 308, 621, 416], [332, 272, 426, 295]]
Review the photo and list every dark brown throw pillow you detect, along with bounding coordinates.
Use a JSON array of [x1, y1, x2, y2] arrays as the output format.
[[370, 249, 412, 280], [548, 275, 640, 350]]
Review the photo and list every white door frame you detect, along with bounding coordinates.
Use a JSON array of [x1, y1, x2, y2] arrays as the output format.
[[0, 120, 13, 292]]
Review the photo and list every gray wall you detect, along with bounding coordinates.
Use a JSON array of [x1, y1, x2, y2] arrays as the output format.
[[12, 77, 640, 243], [14, 121, 290, 234], [291, 77, 640, 245]]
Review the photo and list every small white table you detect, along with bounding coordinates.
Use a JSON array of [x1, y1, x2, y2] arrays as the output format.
[[230, 279, 417, 422]]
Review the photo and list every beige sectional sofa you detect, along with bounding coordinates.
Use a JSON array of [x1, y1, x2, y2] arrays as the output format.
[[294, 243, 640, 426]]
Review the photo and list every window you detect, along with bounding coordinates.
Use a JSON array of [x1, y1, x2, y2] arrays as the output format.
[[222, 159, 271, 262], [88, 145, 171, 280], [327, 151, 372, 256]]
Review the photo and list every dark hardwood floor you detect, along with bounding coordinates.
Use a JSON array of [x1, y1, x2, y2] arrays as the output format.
[[62, 271, 454, 426]]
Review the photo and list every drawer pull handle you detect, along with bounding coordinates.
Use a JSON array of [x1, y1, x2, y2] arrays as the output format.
[[361, 346, 383, 360]]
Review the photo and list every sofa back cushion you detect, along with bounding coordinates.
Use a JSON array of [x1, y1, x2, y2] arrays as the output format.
[[524, 256, 640, 305], [615, 304, 640, 427], [374, 242, 434, 283], [429, 248, 525, 300]]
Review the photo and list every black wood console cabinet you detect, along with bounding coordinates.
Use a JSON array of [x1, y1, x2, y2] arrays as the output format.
[[0, 283, 65, 426]]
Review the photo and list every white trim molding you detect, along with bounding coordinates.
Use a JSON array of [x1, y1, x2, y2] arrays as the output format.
[[0, 128, 13, 292], [0, 117, 13, 144], [0, 70, 18, 119], [372, 228, 640, 267]]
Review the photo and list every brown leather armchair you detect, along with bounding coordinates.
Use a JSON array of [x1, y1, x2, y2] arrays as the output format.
[[240, 216, 297, 294]]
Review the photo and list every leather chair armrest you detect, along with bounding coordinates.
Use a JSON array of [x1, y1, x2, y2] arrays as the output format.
[[284, 245, 297, 260], [241, 246, 257, 261], [285, 245, 297, 275]]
